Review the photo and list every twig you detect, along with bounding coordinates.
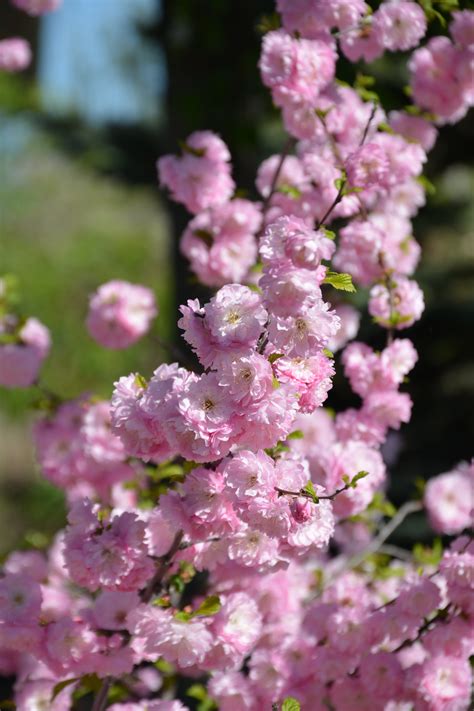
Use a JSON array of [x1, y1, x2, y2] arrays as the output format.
[[141, 530, 184, 603], [258, 136, 295, 237], [359, 102, 377, 147], [339, 500, 423, 575], [378, 544, 413, 562], [275, 482, 352, 502], [91, 677, 111, 711], [315, 183, 345, 229]]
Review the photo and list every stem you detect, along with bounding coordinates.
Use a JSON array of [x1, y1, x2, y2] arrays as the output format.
[[275, 482, 351, 502], [315, 184, 345, 229], [359, 102, 377, 147], [340, 500, 423, 574], [141, 530, 184, 603], [258, 136, 295, 233], [91, 677, 111, 711]]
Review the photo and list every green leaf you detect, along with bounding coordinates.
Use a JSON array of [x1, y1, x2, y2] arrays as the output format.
[[315, 107, 331, 120], [134, 373, 147, 389], [323, 271, 356, 293], [192, 595, 221, 618], [187, 684, 208, 701], [355, 73, 376, 89], [377, 121, 395, 134], [323, 348, 334, 359], [334, 177, 345, 192], [277, 183, 302, 199], [282, 698, 301, 711], [268, 352, 284, 364], [321, 227, 336, 240], [416, 174, 436, 196], [287, 429, 304, 440], [272, 376, 281, 389], [350, 470, 369, 488], [302, 480, 319, 504], [256, 12, 281, 33], [179, 140, 205, 157], [51, 678, 79, 701]]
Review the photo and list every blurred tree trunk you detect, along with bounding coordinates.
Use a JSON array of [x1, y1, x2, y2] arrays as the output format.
[[158, 0, 274, 336]]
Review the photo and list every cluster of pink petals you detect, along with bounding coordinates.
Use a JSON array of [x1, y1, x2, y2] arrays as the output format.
[[369, 274, 425, 329], [86, 279, 157, 349], [2, 3, 474, 709], [11, 0, 62, 15], [409, 25, 474, 124], [157, 131, 235, 214], [180, 199, 260, 287], [0, 316, 50, 388], [0, 38, 31, 72], [34, 395, 136, 498], [424, 461, 474, 535]]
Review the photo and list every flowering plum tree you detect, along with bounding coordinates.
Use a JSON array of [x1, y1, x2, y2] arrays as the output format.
[[0, 1, 473, 710]]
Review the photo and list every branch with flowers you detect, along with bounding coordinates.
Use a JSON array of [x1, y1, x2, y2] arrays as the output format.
[[0, 0, 473, 710]]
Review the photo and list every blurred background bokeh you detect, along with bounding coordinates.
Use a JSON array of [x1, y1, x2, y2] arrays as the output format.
[[0, 0, 473, 557]]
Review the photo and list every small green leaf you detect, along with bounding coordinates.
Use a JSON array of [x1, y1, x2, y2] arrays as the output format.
[[282, 697, 301, 711], [134, 373, 147, 389], [277, 183, 302, 199], [323, 271, 356, 293], [334, 177, 345, 192], [416, 174, 436, 196], [350, 470, 369, 488], [174, 610, 191, 622], [377, 121, 395, 134], [342, 474, 351, 486], [192, 595, 221, 618], [323, 348, 334, 359], [268, 352, 284, 364], [51, 678, 79, 701], [315, 107, 331, 120], [256, 12, 281, 33], [287, 429, 304, 440], [321, 227, 336, 240], [179, 140, 205, 157], [302, 480, 319, 504], [272, 376, 281, 389], [355, 73, 376, 89]]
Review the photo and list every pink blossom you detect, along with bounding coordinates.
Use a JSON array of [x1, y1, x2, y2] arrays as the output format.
[[260, 215, 335, 269], [180, 199, 260, 287], [92, 591, 140, 631], [267, 299, 340, 358], [205, 592, 262, 669], [0, 316, 50, 388], [223, 449, 277, 502], [424, 461, 474, 535], [128, 604, 213, 667], [407, 655, 472, 711], [0, 573, 43, 652], [218, 353, 274, 406], [158, 131, 234, 213], [86, 280, 156, 349], [389, 111, 438, 152], [0, 38, 31, 72], [63, 499, 154, 592], [340, 22, 385, 63], [12, 0, 62, 14], [369, 276, 424, 329], [450, 10, 474, 49], [409, 37, 469, 124], [208, 670, 256, 711], [273, 353, 334, 412], [15, 679, 72, 711], [259, 30, 336, 107], [345, 142, 390, 191], [372, 1, 427, 52]]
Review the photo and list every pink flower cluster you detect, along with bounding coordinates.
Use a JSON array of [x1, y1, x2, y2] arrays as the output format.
[[34, 395, 137, 499], [0, 38, 31, 73], [1, 3, 473, 710], [0, 315, 50, 388], [157, 131, 235, 214], [11, 0, 62, 15], [86, 280, 157, 349]]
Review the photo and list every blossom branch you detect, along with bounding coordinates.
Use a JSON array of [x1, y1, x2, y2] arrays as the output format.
[[141, 530, 184, 603]]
